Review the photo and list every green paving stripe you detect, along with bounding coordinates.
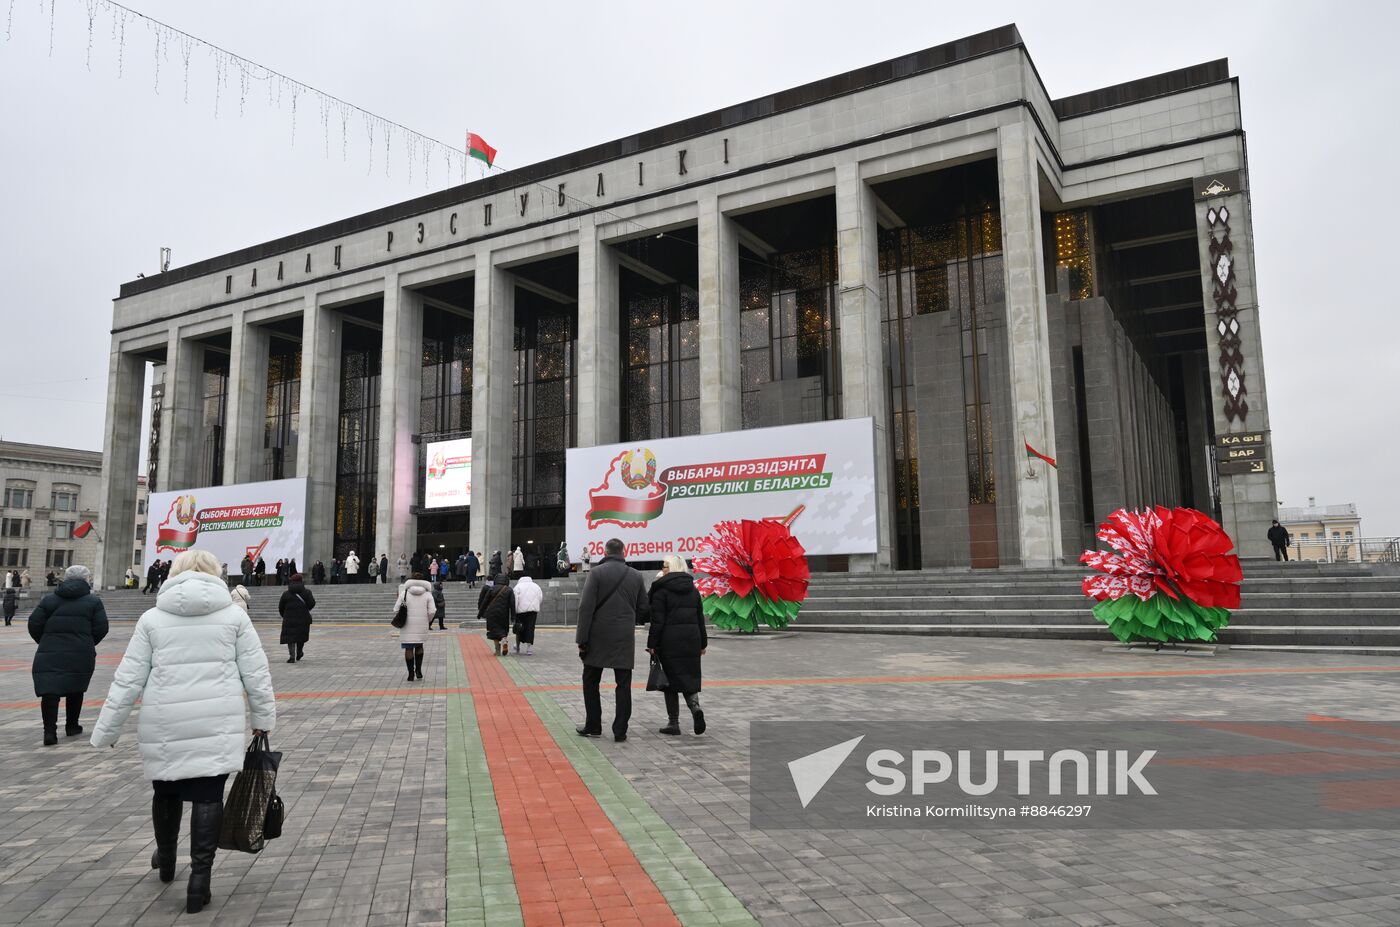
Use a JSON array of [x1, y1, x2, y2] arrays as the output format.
[[505, 647, 757, 927], [445, 638, 524, 927]]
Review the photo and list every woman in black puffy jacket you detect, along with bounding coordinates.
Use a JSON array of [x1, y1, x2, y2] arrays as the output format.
[[646, 555, 706, 736]]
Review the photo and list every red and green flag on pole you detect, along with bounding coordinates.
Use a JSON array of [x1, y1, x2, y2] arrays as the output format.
[[1025, 440, 1057, 469], [72, 520, 94, 539], [466, 132, 497, 168]]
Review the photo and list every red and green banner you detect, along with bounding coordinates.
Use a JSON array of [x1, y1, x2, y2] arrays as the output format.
[[72, 520, 94, 539], [467, 132, 496, 168]]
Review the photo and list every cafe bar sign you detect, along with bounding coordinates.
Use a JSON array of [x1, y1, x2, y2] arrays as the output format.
[[1215, 430, 1269, 475]]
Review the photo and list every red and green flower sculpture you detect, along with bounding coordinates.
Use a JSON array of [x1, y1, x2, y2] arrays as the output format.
[[1081, 506, 1243, 644], [694, 511, 810, 633]]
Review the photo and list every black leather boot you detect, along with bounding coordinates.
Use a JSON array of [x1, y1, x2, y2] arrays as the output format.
[[686, 692, 706, 735], [413, 649, 424, 680], [186, 801, 222, 913], [150, 795, 182, 883]]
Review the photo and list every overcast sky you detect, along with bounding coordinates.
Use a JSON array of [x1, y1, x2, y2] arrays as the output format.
[[1, 1, 1395, 535]]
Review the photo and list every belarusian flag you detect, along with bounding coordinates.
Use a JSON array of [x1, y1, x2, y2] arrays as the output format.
[[72, 520, 94, 539], [1025, 440, 1057, 468], [467, 132, 497, 168]]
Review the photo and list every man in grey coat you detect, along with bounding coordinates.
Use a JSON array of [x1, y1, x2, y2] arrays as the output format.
[[575, 538, 649, 741]]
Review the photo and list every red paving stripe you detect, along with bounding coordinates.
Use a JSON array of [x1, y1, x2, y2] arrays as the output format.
[[519, 664, 1400, 692], [458, 634, 681, 927]]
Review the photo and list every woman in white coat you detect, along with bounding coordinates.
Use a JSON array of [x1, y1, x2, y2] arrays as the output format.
[[345, 550, 361, 584], [511, 546, 526, 578], [512, 574, 543, 655], [90, 549, 276, 915], [393, 572, 435, 681]]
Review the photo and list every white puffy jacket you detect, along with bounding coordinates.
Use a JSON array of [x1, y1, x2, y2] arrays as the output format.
[[513, 576, 543, 613], [393, 580, 434, 644], [90, 570, 276, 781]]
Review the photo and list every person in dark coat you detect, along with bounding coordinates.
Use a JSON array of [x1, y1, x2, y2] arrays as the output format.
[[479, 574, 514, 656], [489, 550, 503, 577], [277, 574, 316, 663], [312, 560, 326, 584], [647, 556, 707, 736], [574, 539, 649, 741], [240, 555, 253, 587], [379, 555, 390, 585], [3, 585, 16, 626], [431, 582, 446, 630], [465, 551, 480, 588], [254, 557, 266, 586], [29, 565, 109, 745], [1267, 520, 1292, 562]]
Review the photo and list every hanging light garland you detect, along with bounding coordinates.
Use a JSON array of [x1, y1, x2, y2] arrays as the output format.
[[7, 0, 469, 187]]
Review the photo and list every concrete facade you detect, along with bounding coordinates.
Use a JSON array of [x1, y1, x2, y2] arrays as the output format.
[[97, 26, 1279, 585], [1, 441, 128, 583]]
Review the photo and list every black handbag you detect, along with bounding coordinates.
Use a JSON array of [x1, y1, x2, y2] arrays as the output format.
[[646, 656, 669, 692], [392, 603, 408, 628], [263, 792, 284, 841], [218, 733, 283, 853]]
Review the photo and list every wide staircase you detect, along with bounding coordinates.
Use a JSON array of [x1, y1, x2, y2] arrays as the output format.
[[792, 561, 1400, 651], [90, 561, 1400, 652]]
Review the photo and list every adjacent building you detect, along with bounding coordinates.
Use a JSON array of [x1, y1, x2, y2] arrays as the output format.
[[95, 25, 1280, 585], [1278, 498, 1368, 563], [0, 441, 102, 579]]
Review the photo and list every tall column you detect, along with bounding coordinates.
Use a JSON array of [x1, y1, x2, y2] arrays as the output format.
[[996, 120, 1063, 567], [835, 163, 893, 571], [96, 347, 145, 588], [375, 276, 424, 563], [157, 330, 203, 492], [469, 259, 515, 558], [224, 314, 270, 485], [1194, 172, 1277, 559], [298, 294, 341, 564], [576, 218, 620, 448], [698, 193, 741, 433], [1181, 352, 1214, 512]]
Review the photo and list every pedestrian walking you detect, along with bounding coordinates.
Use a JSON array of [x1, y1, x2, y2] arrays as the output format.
[[396, 554, 408, 584], [240, 555, 253, 587], [480, 573, 515, 656], [20, 568, 31, 588], [144, 560, 160, 594], [3, 585, 16, 626], [513, 574, 542, 655], [230, 583, 251, 613], [431, 581, 447, 630], [254, 557, 266, 586], [557, 542, 571, 576], [574, 539, 649, 741], [29, 564, 109, 746], [346, 551, 361, 584], [647, 555, 707, 736], [1268, 520, 1292, 562], [455, 553, 467, 583], [90, 548, 276, 915], [367, 555, 379, 585], [278, 573, 316, 663], [392, 573, 435, 681], [312, 560, 326, 584], [331, 559, 341, 584], [429, 557, 440, 583], [581, 548, 592, 573], [379, 554, 389, 584], [511, 546, 526, 579], [466, 551, 480, 588]]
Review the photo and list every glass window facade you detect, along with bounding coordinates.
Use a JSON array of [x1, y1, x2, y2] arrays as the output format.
[[263, 339, 301, 481], [3, 484, 34, 508], [513, 292, 577, 512], [50, 489, 79, 511], [199, 351, 230, 486], [1054, 210, 1095, 300], [417, 305, 474, 555], [738, 244, 841, 428], [877, 161, 1004, 568], [620, 273, 700, 441], [333, 323, 381, 560]]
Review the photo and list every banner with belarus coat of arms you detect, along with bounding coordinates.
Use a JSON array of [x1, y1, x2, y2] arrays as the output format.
[[565, 418, 878, 562], [145, 478, 307, 570]]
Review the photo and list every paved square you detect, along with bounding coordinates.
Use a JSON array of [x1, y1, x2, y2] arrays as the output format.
[[3, 616, 1400, 926]]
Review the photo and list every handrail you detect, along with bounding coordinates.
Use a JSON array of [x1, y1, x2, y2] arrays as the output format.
[[1286, 536, 1400, 563]]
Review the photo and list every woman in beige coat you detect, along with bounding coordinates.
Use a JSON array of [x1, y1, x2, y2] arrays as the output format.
[[392, 572, 435, 681]]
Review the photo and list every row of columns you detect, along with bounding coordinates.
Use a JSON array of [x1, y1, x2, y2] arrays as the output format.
[[98, 122, 1066, 586]]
